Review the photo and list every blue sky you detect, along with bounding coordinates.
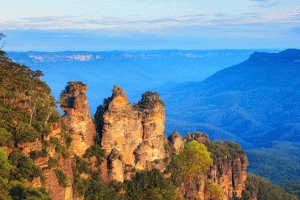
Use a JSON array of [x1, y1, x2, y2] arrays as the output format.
[[1, 0, 300, 51]]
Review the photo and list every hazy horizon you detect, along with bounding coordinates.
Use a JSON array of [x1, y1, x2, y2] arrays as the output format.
[[1, 0, 300, 51]]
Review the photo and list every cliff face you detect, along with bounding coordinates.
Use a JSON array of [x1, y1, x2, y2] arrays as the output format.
[[210, 154, 248, 199], [170, 133, 249, 200], [94, 86, 168, 182], [60, 82, 96, 156]]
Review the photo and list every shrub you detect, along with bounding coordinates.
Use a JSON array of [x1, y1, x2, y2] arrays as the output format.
[[48, 111, 61, 123], [55, 144, 70, 159], [47, 156, 59, 169], [206, 140, 245, 163], [206, 183, 225, 200], [83, 144, 105, 166], [62, 132, 72, 149], [14, 123, 40, 144], [0, 148, 14, 178], [54, 169, 69, 188], [124, 169, 180, 200], [75, 155, 91, 174], [0, 128, 13, 147], [8, 151, 42, 181], [33, 121, 50, 135], [49, 136, 59, 145], [29, 149, 48, 160], [73, 171, 87, 197]]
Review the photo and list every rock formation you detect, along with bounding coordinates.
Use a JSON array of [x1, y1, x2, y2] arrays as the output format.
[[169, 132, 249, 199], [168, 131, 184, 153], [94, 86, 168, 181], [60, 82, 96, 156]]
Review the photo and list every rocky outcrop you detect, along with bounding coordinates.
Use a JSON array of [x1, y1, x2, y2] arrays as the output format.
[[94, 86, 168, 181], [168, 131, 184, 153], [60, 82, 96, 156], [210, 154, 249, 199], [184, 131, 210, 144], [169, 132, 249, 200], [134, 91, 167, 170]]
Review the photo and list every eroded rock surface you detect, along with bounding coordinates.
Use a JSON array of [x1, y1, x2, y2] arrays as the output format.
[[94, 86, 168, 181], [60, 82, 96, 156]]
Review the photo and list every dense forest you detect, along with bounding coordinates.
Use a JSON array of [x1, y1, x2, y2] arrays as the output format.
[[0, 33, 299, 199]]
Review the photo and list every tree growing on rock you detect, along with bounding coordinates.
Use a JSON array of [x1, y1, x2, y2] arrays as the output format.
[[175, 140, 213, 182]]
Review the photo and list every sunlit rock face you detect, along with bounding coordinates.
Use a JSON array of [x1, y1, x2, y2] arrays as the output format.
[[94, 86, 168, 181], [60, 82, 96, 157]]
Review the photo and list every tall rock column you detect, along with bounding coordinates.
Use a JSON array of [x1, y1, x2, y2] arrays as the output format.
[[134, 91, 167, 170], [60, 82, 96, 156], [94, 85, 143, 182]]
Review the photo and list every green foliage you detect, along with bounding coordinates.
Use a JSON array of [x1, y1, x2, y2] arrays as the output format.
[[124, 169, 181, 200], [48, 110, 61, 123], [206, 140, 245, 163], [0, 106, 30, 133], [73, 171, 88, 198], [177, 141, 213, 180], [49, 136, 59, 145], [8, 151, 42, 181], [282, 181, 300, 200], [206, 183, 225, 200], [55, 144, 70, 159], [237, 174, 298, 200], [246, 142, 300, 184], [47, 156, 59, 169], [75, 155, 92, 174], [54, 169, 69, 188], [0, 177, 51, 200], [0, 148, 14, 178], [0, 128, 13, 147], [83, 144, 106, 166], [62, 132, 72, 149], [32, 120, 50, 135], [84, 177, 123, 200], [29, 149, 48, 160], [14, 123, 40, 144]]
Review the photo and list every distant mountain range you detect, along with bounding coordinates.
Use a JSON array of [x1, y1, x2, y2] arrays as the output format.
[[158, 49, 300, 183], [6, 49, 264, 114]]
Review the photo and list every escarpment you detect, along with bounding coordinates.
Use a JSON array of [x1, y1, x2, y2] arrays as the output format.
[[60, 82, 96, 157], [167, 132, 249, 199]]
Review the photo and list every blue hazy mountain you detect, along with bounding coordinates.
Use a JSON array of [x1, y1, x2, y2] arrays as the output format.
[[156, 49, 300, 183], [6, 49, 263, 115]]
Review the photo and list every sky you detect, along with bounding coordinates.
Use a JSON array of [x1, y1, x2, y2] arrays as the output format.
[[1, 0, 300, 51]]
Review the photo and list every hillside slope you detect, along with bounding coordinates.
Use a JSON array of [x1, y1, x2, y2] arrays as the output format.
[[159, 49, 300, 183]]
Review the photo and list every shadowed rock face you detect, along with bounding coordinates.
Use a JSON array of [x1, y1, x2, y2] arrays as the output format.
[[94, 86, 168, 181], [210, 154, 248, 199], [60, 82, 96, 156]]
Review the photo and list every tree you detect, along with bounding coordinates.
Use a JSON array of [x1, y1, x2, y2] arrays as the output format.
[[0, 148, 14, 178], [175, 140, 213, 182], [0, 33, 7, 59], [206, 183, 225, 200]]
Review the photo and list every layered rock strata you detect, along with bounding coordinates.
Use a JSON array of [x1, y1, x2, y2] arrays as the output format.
[[60, 82, 96, 156], [94, 86, 168, 182]]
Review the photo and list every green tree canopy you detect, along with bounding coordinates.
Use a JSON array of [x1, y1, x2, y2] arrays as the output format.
[[175, 140, 213, 181]]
